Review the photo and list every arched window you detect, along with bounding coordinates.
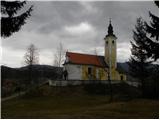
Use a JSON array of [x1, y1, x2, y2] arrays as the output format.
[[112, 40, 114, 44], [120, 75, 123, 80], [106, 41, 108, 45], [88, 67, 92, 74]]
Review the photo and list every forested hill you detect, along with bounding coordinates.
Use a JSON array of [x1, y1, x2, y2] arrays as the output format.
[[1, 65, 63, 80], [2, 62, 158, 80]]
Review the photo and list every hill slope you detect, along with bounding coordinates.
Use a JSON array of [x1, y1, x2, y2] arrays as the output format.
[[1, 83, 158, 119]]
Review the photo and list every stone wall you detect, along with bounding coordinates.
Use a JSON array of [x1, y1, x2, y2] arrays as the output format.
[[48, 80, 140, 87], [49, 80, 122, 86]]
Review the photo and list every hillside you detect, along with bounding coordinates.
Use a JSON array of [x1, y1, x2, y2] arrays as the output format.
[[1, 83, 159, 119], [1, 65, 63, 97], [1, 65, 63, 80]]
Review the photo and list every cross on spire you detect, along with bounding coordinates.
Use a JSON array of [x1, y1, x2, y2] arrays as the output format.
[[109, 18, 111, 24], [108, 18, 113, 35]]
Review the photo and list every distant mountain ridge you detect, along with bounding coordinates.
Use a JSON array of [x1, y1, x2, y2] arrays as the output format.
[[1, 64, 63, 80], [1, 62, 158, 80]]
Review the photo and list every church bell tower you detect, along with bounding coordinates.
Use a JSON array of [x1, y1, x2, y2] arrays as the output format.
[[104, 19, 117, 73]]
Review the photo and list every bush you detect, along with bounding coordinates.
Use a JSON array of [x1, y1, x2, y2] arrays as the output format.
[[143, 78, 159, 99], [83, 83, 109, 95]]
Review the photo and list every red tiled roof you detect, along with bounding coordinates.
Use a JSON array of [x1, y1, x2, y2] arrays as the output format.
[[66, 52, 106, 67]]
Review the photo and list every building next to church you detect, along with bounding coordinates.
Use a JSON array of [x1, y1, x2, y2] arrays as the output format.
[[63, 20, 127, 81]]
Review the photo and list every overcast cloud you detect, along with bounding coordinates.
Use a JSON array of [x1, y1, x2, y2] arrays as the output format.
[[1, 1, 158, 67]]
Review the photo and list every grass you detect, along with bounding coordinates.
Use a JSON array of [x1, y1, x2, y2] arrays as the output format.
[[1, 84, 159, 119]]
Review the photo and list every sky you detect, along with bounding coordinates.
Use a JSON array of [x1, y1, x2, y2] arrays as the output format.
[[1, 1, 158, 68]]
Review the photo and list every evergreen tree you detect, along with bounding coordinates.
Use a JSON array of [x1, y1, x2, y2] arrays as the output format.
[[128, 18, 151, 96], [1, 1, 33, 38], [144, 1, 159, 61]]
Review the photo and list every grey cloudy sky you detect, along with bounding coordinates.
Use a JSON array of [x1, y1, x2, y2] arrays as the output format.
[[1, 1, 158, 67]]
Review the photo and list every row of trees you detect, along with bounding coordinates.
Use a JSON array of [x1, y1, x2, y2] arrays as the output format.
[[129, 1, 159, 98], [24, 43, 65, 67], [23, 43, 65, 83]]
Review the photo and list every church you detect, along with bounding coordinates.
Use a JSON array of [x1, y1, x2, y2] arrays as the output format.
[[63, 20, 127, 81]]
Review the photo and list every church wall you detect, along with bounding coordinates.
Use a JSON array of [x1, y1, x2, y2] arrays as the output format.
[[64, 64, 82, 80], [113, 70, 126, 81], [82, 65, 88, 80], [110, 69, 117, 80], [82, 65, 96, 80], [107, 68, 127, 81], [65, 63, 126, 80], [98, 68, 107, 80], [82, 65, 107, 80], [118, 73, 127, 81]]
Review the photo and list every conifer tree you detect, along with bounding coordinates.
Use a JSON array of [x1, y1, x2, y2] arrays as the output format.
[[128, 18, 150, 96], [1, 1, 33, 38], [144, 1, 159, 61]]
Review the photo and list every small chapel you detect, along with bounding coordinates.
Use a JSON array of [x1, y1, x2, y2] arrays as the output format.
[[63, 20, 127, 81]]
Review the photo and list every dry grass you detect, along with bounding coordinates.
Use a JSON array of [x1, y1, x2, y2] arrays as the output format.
[[1, 85, 159, 119]]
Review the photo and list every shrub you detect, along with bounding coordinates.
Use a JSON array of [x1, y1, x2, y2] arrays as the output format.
[[83, 83, 109, 95]]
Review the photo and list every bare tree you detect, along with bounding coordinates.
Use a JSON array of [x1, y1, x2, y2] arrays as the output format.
[[94, 48, 98, 55], [54, 42, 65, 67], [24, 44, 39, 85], [24, 44, 39, 65]]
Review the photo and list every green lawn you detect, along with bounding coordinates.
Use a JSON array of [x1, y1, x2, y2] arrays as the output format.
[[1, 85, 159, 119]]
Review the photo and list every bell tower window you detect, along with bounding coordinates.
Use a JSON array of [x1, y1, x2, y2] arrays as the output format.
[[112, 40, 114, 44]]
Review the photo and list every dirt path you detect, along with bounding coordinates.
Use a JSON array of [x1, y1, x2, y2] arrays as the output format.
[[1, 81, 49, 102], [1, 91, 26, 102]]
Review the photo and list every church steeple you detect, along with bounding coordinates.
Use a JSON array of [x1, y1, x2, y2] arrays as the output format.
[[104, 18, 117, 77], [108, 18, 114, 35]]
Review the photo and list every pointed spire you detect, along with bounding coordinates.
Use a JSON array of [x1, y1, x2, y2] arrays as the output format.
[[108, 18, 113, 35], [109, 18, 111, 24]]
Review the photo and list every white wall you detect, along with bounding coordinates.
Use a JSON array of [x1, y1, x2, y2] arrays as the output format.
[[64, 64, 82, 80]]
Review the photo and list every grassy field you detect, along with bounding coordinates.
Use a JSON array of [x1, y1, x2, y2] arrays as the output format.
[[1, 84, 159, 119]]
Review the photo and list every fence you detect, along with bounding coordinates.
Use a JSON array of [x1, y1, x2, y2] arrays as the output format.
[[48, 80, 123, 86]]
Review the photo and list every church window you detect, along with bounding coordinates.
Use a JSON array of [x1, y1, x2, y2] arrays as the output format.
[[120, 75, 123, 80], [106, 41, 108, 45], [88, 67, 92, 74], [112, 40, 114, 44]]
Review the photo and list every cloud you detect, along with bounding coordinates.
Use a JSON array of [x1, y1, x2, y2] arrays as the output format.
[[79, 1, 98, 14], [39, 50, 54, 65], [1, 47, 26, 67], [117, 42, 131, 62], [64, 22, 95, 35], [1, 1, 158, 67]]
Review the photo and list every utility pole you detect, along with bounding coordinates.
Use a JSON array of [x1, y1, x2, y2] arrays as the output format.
[[108, 32, 113, 102], [108, 70, 113, 102]]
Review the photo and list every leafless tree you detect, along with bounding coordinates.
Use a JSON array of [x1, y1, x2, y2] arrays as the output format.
[[24, 44, 39, 85], [94, 48, 98, 55], [54, 42, 65, 67], [24, 44, 39, 65]]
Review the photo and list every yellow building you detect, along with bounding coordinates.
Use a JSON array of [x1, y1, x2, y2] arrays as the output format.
[[64, 20, 126, 81]]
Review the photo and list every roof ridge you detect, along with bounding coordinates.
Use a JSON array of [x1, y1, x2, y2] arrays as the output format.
[[67, 51, 104, 57]]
